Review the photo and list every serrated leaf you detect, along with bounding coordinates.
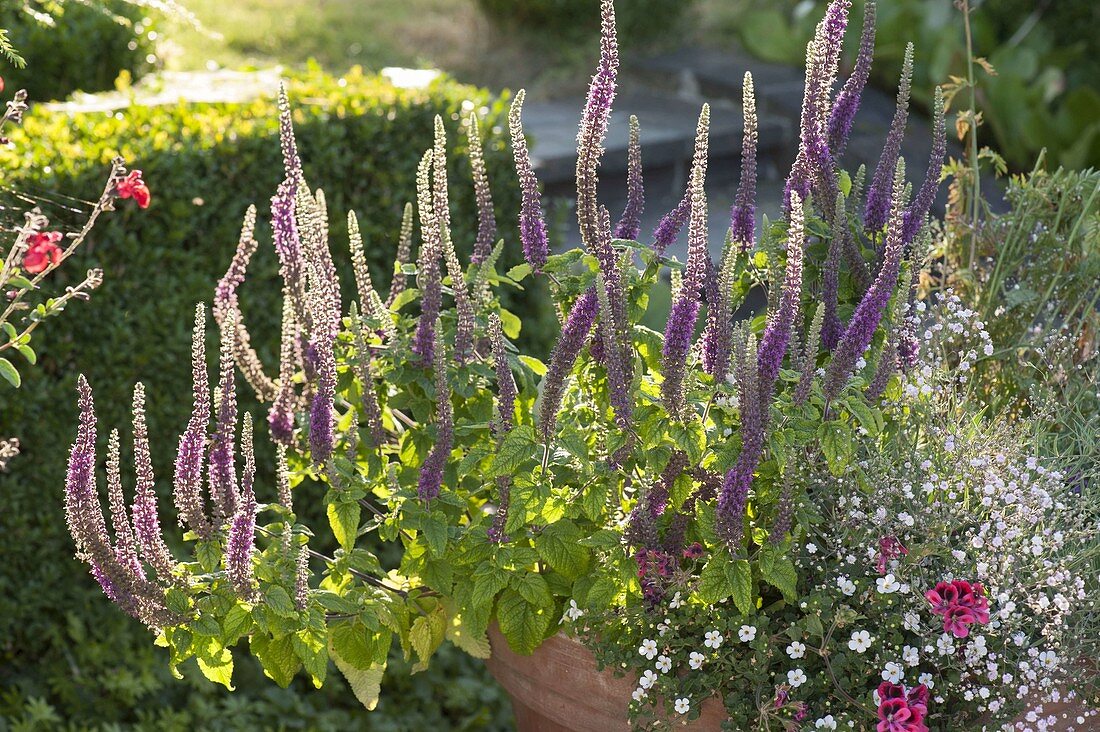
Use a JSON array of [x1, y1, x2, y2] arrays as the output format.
[[0, 357, 20, 388], [506, 263, 532, 282], [534, 521, 590, 580], [409, 606, 445, 671], [328, 499, 361, 552], [196, 540, 220, 573], [251, 634, 301, 688], [845, 398, 883, 437], [583, 575, 617, 608], [197, 642, 234, 690], [495, 587, 551, 655], [760, 554, 798, 602], [499, 309, 521, 339], [727, 559, 754, 615], [421, 514, 448, 557], [442, 598, 491, 659], [165, 587, 191, 616], [489, 425, 538, 479], [696, 557, 734, 604], [518, 355, 546, 376], [331, 647, 385, 711], [472, 564, 510, 609], [222, 603, 252, 645], [264, 585, 297, 617], [292, 627, 329, 687]]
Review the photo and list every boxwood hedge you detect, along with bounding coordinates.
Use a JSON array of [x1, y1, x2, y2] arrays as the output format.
[[0, 67, 548, 729]]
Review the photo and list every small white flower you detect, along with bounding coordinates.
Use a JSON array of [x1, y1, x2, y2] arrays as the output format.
[[639, 669, 657, 689], [739, 625, 758, 642], [937, 634, 956, 656], [787, 668, 807, 687], [806, 542, 818, 554], [674, 697, 690, 715], [815, 715, 838, 730], [639, 639, 658, 660], [564, 599, 584, 621], [657, 619, 670, 637], [703, 630, 723, 649], [689, 651, 705, 670], [882, 662, 904, 683], [632, 686, 648, 702], [918, 672, 934, 688], [903, 612, 921, 632], [849, 630, 873, 653], [837, 576, 856, 596], [669, 592, 683, 609], [1038, 651, 1058, 670], [876, 573, 900, 594], [786, 641, 806, 659], [656, 654, 672, 673], [902, 646, 919, 667]]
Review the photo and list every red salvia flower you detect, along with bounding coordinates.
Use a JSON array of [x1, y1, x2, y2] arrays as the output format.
[[23, 231, 63, 274], [116, 170, 151, 209]]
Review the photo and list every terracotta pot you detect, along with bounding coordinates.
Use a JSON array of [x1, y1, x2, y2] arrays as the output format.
[[485, 624, 727, 731]]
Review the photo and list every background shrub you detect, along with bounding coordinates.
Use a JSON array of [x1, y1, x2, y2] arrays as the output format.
[[712, 0, 1099, 170], [0, 67, 548, 729], [0, 0, 157, 101], [477, 0, 696, 45]]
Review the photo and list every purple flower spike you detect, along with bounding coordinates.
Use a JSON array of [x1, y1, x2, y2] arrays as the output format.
[[825, 164, 908, 400], [412, 150, 443, 365], [65, 376, 113, 575], [827, 0, 876, 159], [716, 332, 763, 550], [209, 309, 239, 521], [652, 191, 690, 257], [614, 115, 644, 240], [174, 304, 212, 538], [130, 383, 176, 583], [226, 413, 257, 598], [821, 193, 848, 350], [730, 72, 758, 251], [576, 0, 619, 256], [418, 325, 453, 502], [864, 43, 913, 233], [538, 287, 600, 438], [757, 194, 807, 390], [901, 87, 946, 246], [509, 91, 549, 272], [466, 113, 497, 265], [490, 313, 517, 433], [662, 108, 710, 417]]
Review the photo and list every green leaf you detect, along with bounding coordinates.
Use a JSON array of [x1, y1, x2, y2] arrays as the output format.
[[495, 587, 552, 655], [165, 587, 192, 616], [696, 557, 734, 605], [0, 357, 21, 388], [489, 425, 538, 478], [330, 621, 383, 669], [668, 419, 705, 463], [409, 606, 445, 671], [499, 309, 521, 339], [331, 648, 385, 711], [251, 634, 301, 688], [759, 548, 799, 602], [518, 355, 546, 377], [15, 344, 35, 365], [197, 641, 235, 690], [292, 627, 329, 687], [510, 571, 552, 607], [421, 514, 448, 557], [264, 585, 297, 617], [196, 541, 220, 573], [442, 598, 491, 659], [727, 559, 754, 615], [472, 564, 510, 609], [506, 263, 532, 282], [222, 603, 252, 645], [838, 169, 852, 197], [328, 499, 361, 552], [845, 398, 883, 437], [583, 576, 617, 608], [534, 521, 590, 580]]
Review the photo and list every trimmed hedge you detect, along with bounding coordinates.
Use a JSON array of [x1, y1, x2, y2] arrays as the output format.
[[0, 1, 156, 101], [0, 67, 546, 728]]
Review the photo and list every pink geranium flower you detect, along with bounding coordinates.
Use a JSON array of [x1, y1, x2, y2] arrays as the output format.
[[927, 579, 991, 637]]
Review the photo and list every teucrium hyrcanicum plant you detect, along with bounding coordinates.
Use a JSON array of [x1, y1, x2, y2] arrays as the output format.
[[84, 1, 1100, 727]]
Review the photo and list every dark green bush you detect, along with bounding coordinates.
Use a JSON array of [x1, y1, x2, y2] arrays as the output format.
[[477, 0, 695, 45], [0, 1, 157, 101], [0, 67, 546, 729]]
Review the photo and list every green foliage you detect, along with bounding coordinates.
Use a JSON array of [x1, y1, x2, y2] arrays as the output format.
[[477, 0, 697, 46], [713, 0, 1100, 169], [0, 1, 157, 101], [0, 68, 529, 729]]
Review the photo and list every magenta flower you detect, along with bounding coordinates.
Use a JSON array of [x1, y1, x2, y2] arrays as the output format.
[[876, 682, 928, 732], [925, 579, 989, 637]]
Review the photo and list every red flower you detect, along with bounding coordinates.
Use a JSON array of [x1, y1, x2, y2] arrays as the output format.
[[906, 685, 929, 717], [683, 542, 705, 559], [876, 535, 909, 574], [22, 231, 63, 274], [924, 581, 959, 616], [116, 170, 151, 209]]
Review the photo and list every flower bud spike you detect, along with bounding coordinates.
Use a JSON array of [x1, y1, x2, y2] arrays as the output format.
[[828, 0, 876, 158], [538, 287, 599, 439], [864, 42, 913, 232], [490, 313, 517, 434], [130, 383, 176, 583], [209, 308, 239, 520], [466, 113, 497, 265], [226, 412, 257, 599], [614, 115, 644, 241], [730, 72, 758, 251], [174, 303, 212, 537], [509, 90, 549, 272], [412, 150, 443, 365], [417, 324, 453, 503], [386, 202, 415, 306]]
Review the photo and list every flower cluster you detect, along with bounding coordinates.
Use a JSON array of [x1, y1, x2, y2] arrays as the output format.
[[925, 579, 990, 639]]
